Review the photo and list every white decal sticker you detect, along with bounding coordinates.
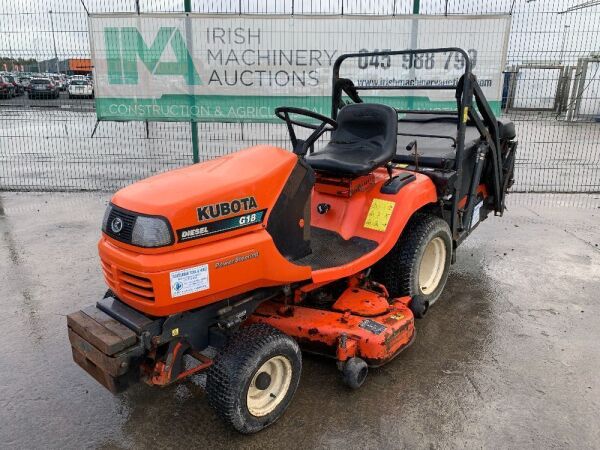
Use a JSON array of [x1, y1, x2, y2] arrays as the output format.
[[170, 264, 210, 298], [471, 201, 483, 229]]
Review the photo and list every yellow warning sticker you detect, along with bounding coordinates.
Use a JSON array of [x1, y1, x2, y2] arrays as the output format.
[[462, 106, 469, 123], [364, 198, 395, 232]]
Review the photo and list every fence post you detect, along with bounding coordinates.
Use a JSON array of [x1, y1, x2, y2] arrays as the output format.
[[408, 0, 420, 110], [184, 0, 200, 163], [413, 0, 420, 14]]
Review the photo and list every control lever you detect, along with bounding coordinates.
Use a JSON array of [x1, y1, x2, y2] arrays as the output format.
[[385, 162, 394, 182], [406, 140, 419, 171]]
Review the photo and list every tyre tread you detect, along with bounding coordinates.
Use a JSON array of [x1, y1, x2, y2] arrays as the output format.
[[372, 213, 450, 299], [206, 323, 300, 433]]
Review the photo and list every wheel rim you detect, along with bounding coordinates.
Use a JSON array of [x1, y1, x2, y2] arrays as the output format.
[[418, 237, 446, 295], [246, 355, 292, 417]]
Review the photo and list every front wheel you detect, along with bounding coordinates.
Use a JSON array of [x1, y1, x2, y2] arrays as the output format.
[[372, 213, 452, 316], [206, 324, 302, 434], [341, 357, 368, 389]]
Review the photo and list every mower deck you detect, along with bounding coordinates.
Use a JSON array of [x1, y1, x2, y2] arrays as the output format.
[[249, 295, 415, 367]]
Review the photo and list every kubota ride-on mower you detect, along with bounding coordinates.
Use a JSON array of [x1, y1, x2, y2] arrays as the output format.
[[67, 48, 516, 433]]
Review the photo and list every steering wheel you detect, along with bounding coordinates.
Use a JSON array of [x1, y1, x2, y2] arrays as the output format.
[[274, 107, 337, 156]]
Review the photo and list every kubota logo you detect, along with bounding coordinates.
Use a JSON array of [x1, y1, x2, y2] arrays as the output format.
[[110, 217, 123, 233], [104, 27, 201, 85], [197, 197, 258, 221]]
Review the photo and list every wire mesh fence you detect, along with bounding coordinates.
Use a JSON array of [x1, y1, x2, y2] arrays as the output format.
[[0, 0, 599, 192]]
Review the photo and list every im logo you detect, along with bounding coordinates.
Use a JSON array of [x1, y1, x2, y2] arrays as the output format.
[[104, 26, 202, 85]]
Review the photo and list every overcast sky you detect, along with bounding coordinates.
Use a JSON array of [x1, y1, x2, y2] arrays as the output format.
[[0, 0, 598, 65]]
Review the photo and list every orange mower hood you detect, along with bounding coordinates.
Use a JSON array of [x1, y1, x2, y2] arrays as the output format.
[[110, 145, 298, 232]]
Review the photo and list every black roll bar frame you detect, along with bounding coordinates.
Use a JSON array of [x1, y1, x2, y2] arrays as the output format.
[[330, 48, 506, 241]]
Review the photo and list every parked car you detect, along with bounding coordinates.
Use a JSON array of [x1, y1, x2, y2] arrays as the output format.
[[28, 78, 60, 99], [50, 75, 65, 91], [18, 77, 32, 91], [5, 75, 24, 96], [0, 76, 16, 98], [68, 79, 94, 99], [69, 75, 87, 84]]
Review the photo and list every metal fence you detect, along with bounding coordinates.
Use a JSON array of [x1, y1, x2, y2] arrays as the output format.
[[0, 0, 599, 192]]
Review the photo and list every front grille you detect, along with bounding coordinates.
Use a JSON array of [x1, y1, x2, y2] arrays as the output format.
[[100, 258, 116, 290], [118, 270, 155, 302], [100, 258, 155, 303], [105, 207, 136, 242]]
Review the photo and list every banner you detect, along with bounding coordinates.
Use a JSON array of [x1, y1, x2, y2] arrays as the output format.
[[89, 14, 511, 122]]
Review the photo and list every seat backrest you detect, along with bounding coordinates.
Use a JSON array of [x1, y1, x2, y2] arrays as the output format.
[[305, 103, 398, 177], [331, 103, 398, 157]]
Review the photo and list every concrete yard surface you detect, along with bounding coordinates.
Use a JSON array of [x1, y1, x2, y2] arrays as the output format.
[[0, 192, 599, 449]]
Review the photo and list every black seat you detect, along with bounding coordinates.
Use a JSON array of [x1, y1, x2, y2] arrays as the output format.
[[305, 103, 398, 176]]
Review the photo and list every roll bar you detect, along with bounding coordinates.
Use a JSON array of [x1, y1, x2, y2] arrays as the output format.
[[330, 48, 505, 239]]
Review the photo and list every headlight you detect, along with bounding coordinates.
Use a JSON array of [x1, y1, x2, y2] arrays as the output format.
[[131, 216, 173, 247], [101, 204, 112, 231], [102, 204, 173, 248]]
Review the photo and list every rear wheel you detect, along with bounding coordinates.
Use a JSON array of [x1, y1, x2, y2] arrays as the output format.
[[372, 213, 452, 317], [206, 324, 302, 434]]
